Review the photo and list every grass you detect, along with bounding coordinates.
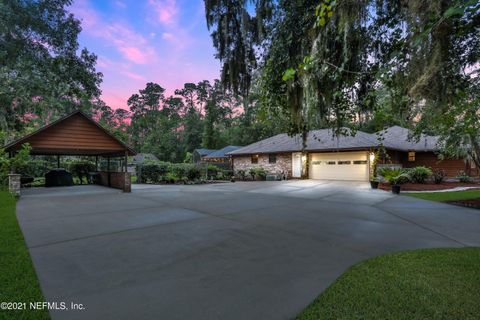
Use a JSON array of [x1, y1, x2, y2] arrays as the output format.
[[406, 189, 480, 202], [297, 248, 480, 320], [0, 191, 50, 319]]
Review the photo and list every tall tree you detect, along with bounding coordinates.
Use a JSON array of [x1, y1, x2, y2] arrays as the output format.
[[128, 82, 166, 150], [0, 0, 102, 141], [175, 83, 204, 152], [204, 0, 479, 139]]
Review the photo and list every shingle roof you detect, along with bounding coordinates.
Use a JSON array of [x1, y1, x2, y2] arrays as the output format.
[[194, 148, 217, 156], [204, 146, 242, 158], [228, 126, 440, 155], [228, 129, 379, 155], [376, 126, 439, 152]]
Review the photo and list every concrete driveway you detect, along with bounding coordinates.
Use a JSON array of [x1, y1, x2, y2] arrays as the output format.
[[17, 181, 480, 320]]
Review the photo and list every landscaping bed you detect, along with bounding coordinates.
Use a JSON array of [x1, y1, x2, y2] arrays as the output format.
[[447, 199, 480, 209], [379, 181, 479, 191], [296, 248, 480, 320]]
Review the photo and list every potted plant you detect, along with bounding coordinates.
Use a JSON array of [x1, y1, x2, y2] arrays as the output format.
[[370, 178, 379, 189], [390, 173, 410, 194]]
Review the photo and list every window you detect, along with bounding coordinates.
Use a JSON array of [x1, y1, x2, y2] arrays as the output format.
[[269, 154, 277, 164], [353, 160, 367, 165], [338, 160, 351, 165], [326, 161, 336, 165], [408, 151, 415, 162], [251, 154, 259, 164], [312, 160, 322, 165]]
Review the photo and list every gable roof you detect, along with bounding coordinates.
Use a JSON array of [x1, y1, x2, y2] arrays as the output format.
[[228, 126, 441, 155], [228, 129, 379, 155], [204, 146, 242, 158], [194, 148, 216, 156], [376, 126, 439, 152], [4, 110, 136, 156]]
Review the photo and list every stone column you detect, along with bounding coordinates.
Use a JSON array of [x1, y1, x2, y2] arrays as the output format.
[[8, 174, 21, 197], [123, 172, 131, 193]]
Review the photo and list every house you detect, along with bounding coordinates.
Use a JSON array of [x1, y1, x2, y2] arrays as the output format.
[[193, 146, 242, 169], [203, 146, 242, 162], [228, 126, 477, 181], [192, 148, 216, 163]]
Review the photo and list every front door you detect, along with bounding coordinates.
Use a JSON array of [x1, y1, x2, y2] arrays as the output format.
[[292, 152, 302, 178]]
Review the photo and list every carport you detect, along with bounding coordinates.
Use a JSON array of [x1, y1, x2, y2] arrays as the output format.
[[4, 110, 136, 194]]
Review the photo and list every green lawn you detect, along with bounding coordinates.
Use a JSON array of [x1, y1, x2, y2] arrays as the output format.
[[0, 191, 50, 319], [406, 189, 480, 202], [297, 248, 480, 320]]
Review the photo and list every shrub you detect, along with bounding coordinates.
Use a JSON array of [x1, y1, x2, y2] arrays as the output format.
[[216, 170, 233, 181], [457, 170, 472, 183], [185, 165, 201, 181], [378, 167, 403, 182], [249, 167, 267, 180], [408, 166, 432, 184], [165, 172, 178, 184], [236, 170, 246, 181], [69, 160, 96, 184], [392, 173, 411, 185], [139, 162, 169, 183], [378, 167, 410, 185], [207, 164, 220, 178], [433, 169, 446, 184], [1, 144, 32, 185], [170, 163, 188, 179]]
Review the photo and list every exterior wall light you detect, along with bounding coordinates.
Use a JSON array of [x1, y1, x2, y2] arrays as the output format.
[[369, 152, 375, 163]]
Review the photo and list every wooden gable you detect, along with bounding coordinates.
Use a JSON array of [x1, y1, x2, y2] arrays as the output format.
[[4, 111, 135, 156]]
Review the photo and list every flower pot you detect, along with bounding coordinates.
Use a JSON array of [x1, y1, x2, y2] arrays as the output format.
[[370, 180, 379, 189], [391, 185, 401, 194]]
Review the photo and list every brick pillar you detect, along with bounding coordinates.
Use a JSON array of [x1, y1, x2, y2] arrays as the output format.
[[8, 174, 21, 197], [123, 172, 131, 192]]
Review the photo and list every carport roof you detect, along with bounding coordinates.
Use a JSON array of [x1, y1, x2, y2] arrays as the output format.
[[4, 110, 136, 156]]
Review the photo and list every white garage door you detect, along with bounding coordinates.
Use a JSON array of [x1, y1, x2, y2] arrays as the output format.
[[309, 152, 369, 181]]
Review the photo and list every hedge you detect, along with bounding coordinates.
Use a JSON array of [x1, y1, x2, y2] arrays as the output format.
[[137, 162, 230, 183]]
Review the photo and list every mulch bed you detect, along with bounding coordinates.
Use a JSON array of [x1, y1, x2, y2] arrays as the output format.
[[446, 199, 480, 209], [379, 182, 480, 192]]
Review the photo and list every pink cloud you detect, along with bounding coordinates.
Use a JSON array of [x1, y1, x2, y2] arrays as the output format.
[[71, 2, 156, 65], [120, 70, 146, 81], [118, 46, 150, 65], [149, 0, 178, 25]]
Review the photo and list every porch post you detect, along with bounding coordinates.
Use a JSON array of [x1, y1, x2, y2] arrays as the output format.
[[124, 150, 128, 173], [95, 156, 98, 171], [107, 156, 111, 187], [57, 155, 60, 168]]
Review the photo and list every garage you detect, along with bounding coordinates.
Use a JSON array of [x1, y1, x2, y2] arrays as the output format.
[[309, 151, 369, 181]]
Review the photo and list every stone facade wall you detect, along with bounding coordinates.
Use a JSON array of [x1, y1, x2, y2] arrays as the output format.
[[232, 153, 292, 178], [98, 171, 131, 192]]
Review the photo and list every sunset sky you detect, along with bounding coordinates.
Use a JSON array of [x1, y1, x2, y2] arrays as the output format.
[[70, 0, 220, 110]]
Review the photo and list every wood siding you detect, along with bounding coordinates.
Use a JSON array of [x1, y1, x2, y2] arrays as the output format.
[[384, 151, 476, 177], [10, 113, 128, 155]]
